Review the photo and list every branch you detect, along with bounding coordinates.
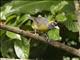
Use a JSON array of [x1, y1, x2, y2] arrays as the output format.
[[0, 24, 80, 57]]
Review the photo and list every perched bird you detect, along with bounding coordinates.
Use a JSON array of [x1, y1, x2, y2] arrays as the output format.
[[28, 15, 59, 33]]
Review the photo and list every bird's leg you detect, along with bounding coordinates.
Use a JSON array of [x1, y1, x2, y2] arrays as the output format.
[[34, 29, 37, 35], [34, 29, 39, 36], [45, 33, 49, 42]]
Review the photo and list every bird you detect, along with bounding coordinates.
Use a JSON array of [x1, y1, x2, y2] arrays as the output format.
[[28, 15, 59, 34]]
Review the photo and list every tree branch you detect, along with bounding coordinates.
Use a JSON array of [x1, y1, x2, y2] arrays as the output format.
[[0, 24, 80, 57]]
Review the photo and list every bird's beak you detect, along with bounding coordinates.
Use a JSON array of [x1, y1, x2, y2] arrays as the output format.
[[54, 26, 59, 29]]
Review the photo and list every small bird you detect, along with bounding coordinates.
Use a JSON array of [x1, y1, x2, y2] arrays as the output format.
[[28, 15, 59, 34]]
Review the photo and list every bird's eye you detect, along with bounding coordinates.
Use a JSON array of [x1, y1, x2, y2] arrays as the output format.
[[51, 22, 58, 27], [54, 22, 57, 26]]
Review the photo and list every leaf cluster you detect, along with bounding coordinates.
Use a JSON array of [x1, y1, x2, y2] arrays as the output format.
[[0, 0, 79, 59]]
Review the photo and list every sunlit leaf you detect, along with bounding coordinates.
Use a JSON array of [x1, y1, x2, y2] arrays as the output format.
[[14, 38, 30, 58], [56, 12, 67, 22], [14, 44, 25, 58], [48, 29, 61, 40], [0, 5, 14, 20], [72, 58, 80, 60], [6, 31, 21, 40], [50, 1, 68, 15]]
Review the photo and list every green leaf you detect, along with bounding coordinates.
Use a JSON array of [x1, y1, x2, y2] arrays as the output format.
[[0, 5, 14, 20], [10, 1, 57, 14], [48, 29, 61, 41], [50, 1, 68, 15], [48, 15, 55, 22], [64, 20, 78, 32], [56, 12, 67, 22], [6, 15, 16, 24], [0, 30, 6, 37], [6, 31, 21, 40], [14, 38, 30, 58], [16, 14, 29, 27], [10, 1, 31, 8], [63, 12, 78, 32], [0, 12, 6, 20], [1, 39, 16, 58]]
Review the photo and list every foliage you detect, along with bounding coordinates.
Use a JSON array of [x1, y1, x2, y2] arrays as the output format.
[[0, 0, 79, 60]]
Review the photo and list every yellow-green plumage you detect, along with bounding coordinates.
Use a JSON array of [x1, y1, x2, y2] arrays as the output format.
[[32, 22, 48, 32], [29, 15, 57, 32]]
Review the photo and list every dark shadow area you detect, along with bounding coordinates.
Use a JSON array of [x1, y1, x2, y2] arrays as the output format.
[[0, 0, 12, 7]]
